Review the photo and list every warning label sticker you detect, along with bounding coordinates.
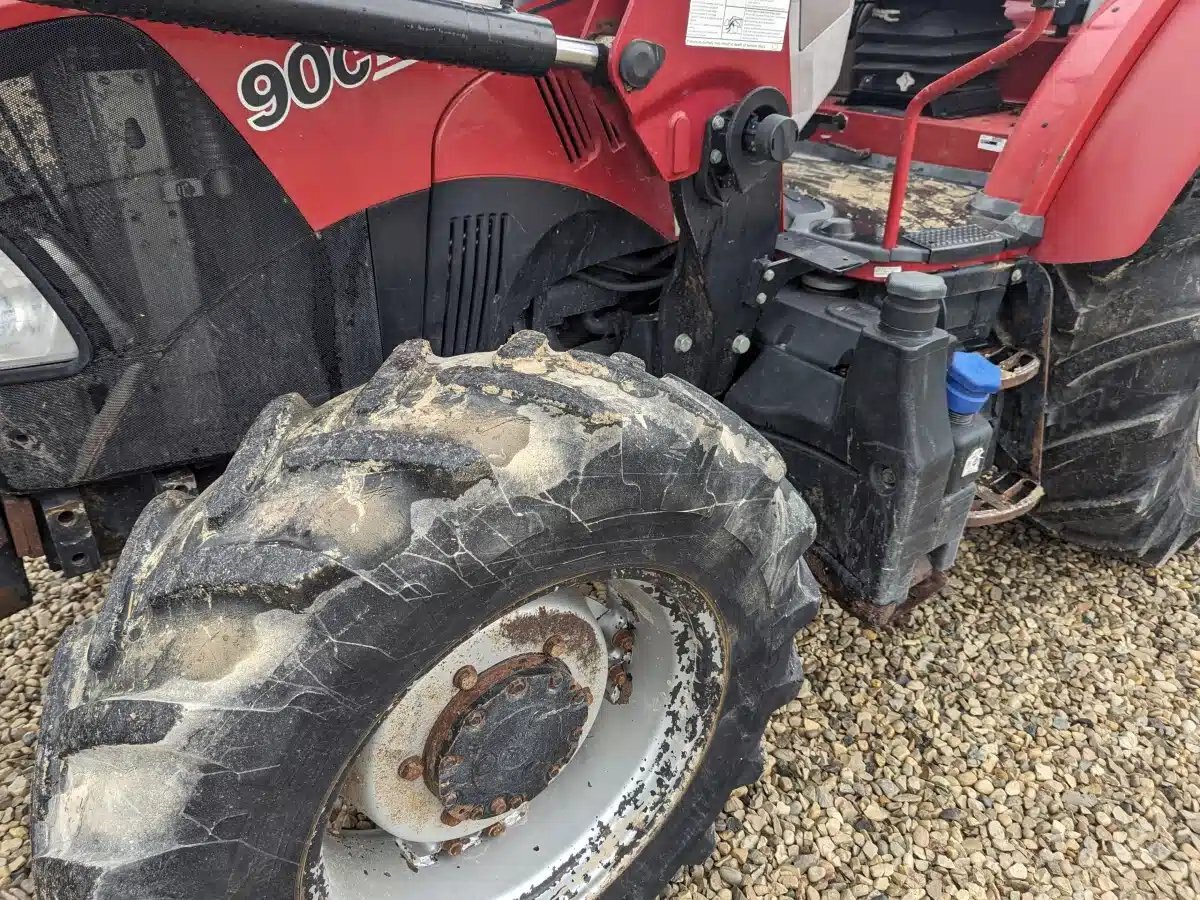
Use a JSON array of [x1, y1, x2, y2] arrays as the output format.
[[686, 0, 792, 52]]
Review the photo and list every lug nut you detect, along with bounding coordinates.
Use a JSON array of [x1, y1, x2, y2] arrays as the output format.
[[453, 665, 478, 691], [444, 839, 467, 857], [442, 804, 476, 825], [543, 635, 567, 658], [490, 797, 509, 815], [506, 678, 528, 698], [486, 823, 507, 838], [571, 685, 593, 705], [399, 756, 424, 781], [613, 629, 635, 653], [548, 764, 563, 781], [467, 710, 486, 728], [442, 754, 462, 770]]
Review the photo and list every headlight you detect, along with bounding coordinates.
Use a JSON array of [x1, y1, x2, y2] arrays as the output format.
[[0, 247, 78, 372]]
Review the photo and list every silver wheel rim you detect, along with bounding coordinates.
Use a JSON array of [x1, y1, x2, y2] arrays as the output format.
[[307, 571, 725, 900]]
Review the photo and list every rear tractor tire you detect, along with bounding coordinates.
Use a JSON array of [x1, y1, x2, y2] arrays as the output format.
[[32, 333, 820, 900], [1035, 189, 1200, 563]]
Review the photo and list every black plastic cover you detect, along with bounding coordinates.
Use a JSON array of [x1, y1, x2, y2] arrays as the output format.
[[0, 18, 379, 492]]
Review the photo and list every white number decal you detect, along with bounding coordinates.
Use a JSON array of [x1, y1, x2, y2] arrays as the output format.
[[238, 45, 413, 132]]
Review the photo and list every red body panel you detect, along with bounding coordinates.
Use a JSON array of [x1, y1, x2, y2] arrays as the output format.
[[0, 0, 675, 235], [986, 0, 1179, 214], [1032, 0, 1200, 263], [608, 0, 794, 180], [813, 102, 1021, 174], [432, 71, 675, 237]]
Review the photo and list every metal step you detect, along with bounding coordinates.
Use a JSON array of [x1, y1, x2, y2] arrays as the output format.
[[980, 345, 1042, 390], [967, 470, 1044, 527], [901, 224, 1006, 263]]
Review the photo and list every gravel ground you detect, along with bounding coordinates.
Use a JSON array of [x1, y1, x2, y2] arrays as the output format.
[[2, 523, 1199, 899]]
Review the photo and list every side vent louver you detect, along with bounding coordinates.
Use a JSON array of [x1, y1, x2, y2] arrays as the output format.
[[537, 71, 623, 164], [443, 213, 508, 355]]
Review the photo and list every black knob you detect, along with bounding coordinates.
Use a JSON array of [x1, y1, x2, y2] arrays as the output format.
[[619, 40, 666, 91], [880, 272, 946, 337], [743, 113, 800, 163]]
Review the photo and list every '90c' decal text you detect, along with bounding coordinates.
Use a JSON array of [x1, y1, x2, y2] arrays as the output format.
[[238, 45, 415, 132]]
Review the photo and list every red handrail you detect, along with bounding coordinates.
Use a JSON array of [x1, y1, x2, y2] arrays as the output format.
[[881, 7, 1055, 250]]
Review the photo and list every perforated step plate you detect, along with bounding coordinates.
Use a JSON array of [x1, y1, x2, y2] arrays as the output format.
[[901, 224, 1006, 263]]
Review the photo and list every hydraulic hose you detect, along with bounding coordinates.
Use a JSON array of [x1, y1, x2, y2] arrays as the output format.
[[29, 0, 599, 77]]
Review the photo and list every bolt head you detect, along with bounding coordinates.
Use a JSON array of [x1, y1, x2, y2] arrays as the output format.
[[441, 809, 462, 826], [467, 710, 486, 728], [613, 629, 635, 653], [506, 678, 528, 698], [756, 292, 768, 305], [674, 334, 694, 353], [548, 764, 563, 781], [486, 823, 507, 838], [490, 797, 509, 815], [763, 269, 776, 282], [571, 685, 594, 705], [1011, 268, 1024, 284], [709, 149, 724, 165], [399, 756, 424, 781], [711, 115, 727, 130], [732, 335, 752, 355], [453, 665, 478, 691], [444, 839, 467, 857], [543, 635, 567, 658]]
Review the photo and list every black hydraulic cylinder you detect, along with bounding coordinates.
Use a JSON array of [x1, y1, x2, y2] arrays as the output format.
[[30, 0, 563, 76]]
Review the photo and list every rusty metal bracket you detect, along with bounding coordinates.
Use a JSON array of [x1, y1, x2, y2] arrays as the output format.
[[981, 345, 1042, 390], [2, 496, 43, 558], [967, 470, 1045, 527], [39, 489, 101, 577]]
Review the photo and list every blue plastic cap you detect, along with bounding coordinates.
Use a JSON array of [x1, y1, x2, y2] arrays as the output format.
[[947, 351, 1002, 416]]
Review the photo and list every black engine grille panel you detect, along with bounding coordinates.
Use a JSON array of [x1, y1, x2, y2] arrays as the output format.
[[0, 18, 380, 492]]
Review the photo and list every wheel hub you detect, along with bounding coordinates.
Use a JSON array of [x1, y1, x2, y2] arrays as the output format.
[[342, 590, 611, 844], [426, 654, 590, 820]]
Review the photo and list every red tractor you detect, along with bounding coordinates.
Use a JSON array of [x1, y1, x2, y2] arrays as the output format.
[[0, 0, 1193, 897]]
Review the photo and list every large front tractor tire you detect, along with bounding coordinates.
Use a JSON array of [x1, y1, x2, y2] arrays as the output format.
[[32, 333, 819, 900], [1035, 190, 1200, 563]]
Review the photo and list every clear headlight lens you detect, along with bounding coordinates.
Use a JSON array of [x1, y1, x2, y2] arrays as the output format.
[[0, 249, 78, 372]]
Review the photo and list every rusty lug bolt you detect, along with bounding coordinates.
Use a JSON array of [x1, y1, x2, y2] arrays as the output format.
[[571, 726, 584, 740], [547, 764, 563, 781], [467, 710, 486, 728], [506, 678, 528, 698], [571, 685, 594, 705], [441, 755, 463, 771], [613, 629, 635, 653], [486, 823, 507, 838], [398, 756, 424, 781], [441, 804, 476, 826], [490, 797, 509, 816], [453, 665, 479, 691], [443, 839, 467, 857], [543, 635, 567, 658]]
